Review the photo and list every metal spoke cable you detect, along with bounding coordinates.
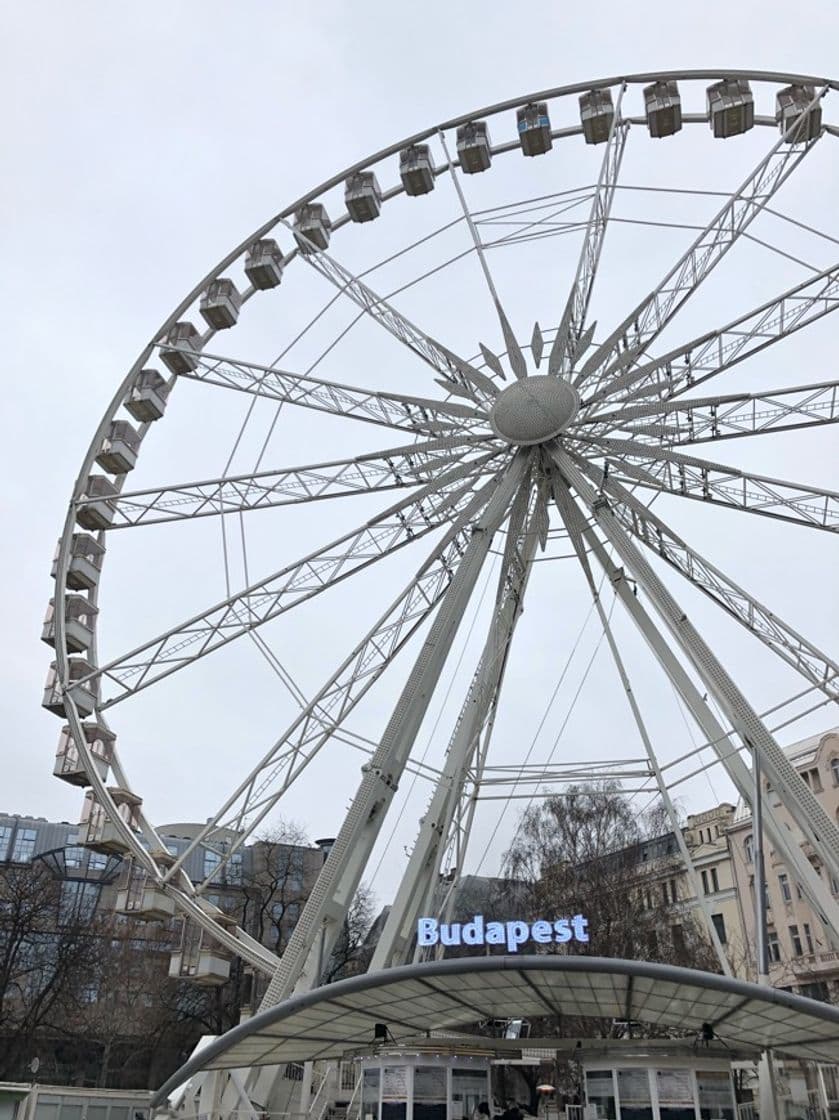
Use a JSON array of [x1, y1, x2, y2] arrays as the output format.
[[630, 681, 837, 816], [472, 572, 612, 876]]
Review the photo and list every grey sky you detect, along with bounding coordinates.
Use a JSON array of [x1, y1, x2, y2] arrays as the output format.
[[3, 2, 839, 906]]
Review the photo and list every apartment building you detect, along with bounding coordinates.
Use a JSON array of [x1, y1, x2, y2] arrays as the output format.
[[727, 726, 839, 1000]]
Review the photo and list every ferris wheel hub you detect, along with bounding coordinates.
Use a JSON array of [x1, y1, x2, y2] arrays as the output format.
[[489, 374, 581, 445]]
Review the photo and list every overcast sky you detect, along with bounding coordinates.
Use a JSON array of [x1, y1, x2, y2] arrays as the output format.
[[3, 2, 839, 907]]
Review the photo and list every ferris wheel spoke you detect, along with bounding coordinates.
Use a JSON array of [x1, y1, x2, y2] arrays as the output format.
[[583, 261, 839, 411], [176, 349, 487, 438], [570, 451, 839, 702], [91, 437, 490, 528], [161, 472, 506, 886], [549, 83, 629, 378], [575, 435, 839, 531], [438, 129, 528, 382], [81, 453, 506, 707], [372, 472, 546, 970], [284, 220, 499, 403], [585, 379, 839, 445], [576, 93, 825, 398]]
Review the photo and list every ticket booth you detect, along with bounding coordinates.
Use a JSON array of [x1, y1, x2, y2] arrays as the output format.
[[580, 1051, 736, 1120], [360, 1051, 491, 1120]]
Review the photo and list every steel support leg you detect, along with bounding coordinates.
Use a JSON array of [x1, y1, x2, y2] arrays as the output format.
[[370, 476, 543, 969], [258, 451, 531, 1009]]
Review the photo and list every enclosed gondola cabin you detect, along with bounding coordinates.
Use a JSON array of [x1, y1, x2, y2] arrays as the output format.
[[124, 369, 170, 423], [53, 533, 105, 592], [294, 203, 332, 252], [244, 238, 285, 289], [399, 145, 435, 195], [75, 475, 118, 531], [644, 80, 683, 138], [707, 79, 755, 138], [53, 722, 114, 786], [200, 278, 241, 330], [580, 89, 615, 144], [161, 321, 203, 375], [41, 594, 98, 654], [456, 122, 492, 173], [79, 787, 143, 855], [42, 657, 98, 718], [345, 171, 383, 222], [115, 863, 176, 921], [517, 102, 552, 156], [170, 919, 233, 986], [776, 84, 822, 141], [96, 420, 140, 475]]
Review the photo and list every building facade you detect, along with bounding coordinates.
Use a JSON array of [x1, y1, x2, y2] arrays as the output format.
[[0, 812, 324, 1086]]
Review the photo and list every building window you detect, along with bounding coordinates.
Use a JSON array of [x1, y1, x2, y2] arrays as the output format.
[[801, 767, 823, 793], [744, 835, 754, 863], [227, 851, 243, 885], [203, 848, 222, 882], [60, 881, 100, 922], [285, 902, 300, 926], [10, 828, 37, 863], [701, 867, 720, 894], [779, 874, 792, 903], [711, 913, 727, 944], [800, 980, 830, 1002], [670, 924, 686, 953], [831, 758, 839, 787], [768, 930, 781, 963], [88, 850, 108, 871], [790, 925, 803, 956], [803, 923, 815, 954], [288, 850, 306, 892], [0, 825, 12, 861]]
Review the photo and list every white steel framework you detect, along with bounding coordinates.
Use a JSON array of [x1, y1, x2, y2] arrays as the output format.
[[45, 67, 839, 1117]]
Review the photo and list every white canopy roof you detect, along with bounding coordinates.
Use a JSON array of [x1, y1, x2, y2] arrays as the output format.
[[152, 955, 839, 1105]]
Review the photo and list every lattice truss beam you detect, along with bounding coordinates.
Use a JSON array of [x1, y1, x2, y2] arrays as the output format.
[[175, 349, 491, 436], [85, 437, 491, 528], [77, 453, 505, 707]]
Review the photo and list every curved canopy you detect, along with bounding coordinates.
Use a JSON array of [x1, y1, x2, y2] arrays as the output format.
[[152, 955, 839, 1104]]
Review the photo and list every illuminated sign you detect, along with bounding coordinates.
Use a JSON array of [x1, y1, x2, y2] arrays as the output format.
[[417, 913, 589, 953]]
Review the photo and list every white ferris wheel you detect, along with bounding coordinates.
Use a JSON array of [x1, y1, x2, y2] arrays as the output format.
[[44, 69, 839, 1010]]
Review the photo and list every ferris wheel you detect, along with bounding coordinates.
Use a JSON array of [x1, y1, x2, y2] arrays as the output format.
[[44, 69, 839, 1008]]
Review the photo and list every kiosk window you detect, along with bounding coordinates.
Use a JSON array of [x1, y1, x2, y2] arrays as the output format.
[[617, 1069, 652, 1120]]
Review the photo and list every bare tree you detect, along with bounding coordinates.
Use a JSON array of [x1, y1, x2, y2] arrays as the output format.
[[320, 882, 376, 983], [0, 862, 101, 1078], [499, 782, 719, 1039]]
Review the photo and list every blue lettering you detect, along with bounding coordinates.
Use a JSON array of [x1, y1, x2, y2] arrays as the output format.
[[572, 914, 589, 943], [417, 917, 439, 946], [485, 921, 505, 944], [506, 920, 529, 952], [440, 922, 462, 946], [462, 915, 485, 945], [531, 920, 552, 943], [416, 914, 590, 951], [554, 918, 571, 944]]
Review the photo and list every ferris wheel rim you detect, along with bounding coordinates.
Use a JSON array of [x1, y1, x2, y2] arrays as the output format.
[[47, 67, 839, 976]]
